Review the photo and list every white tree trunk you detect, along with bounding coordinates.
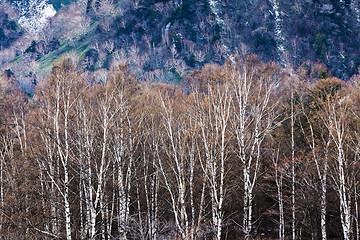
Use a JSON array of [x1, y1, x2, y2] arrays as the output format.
[[300, 98, 330, 240], [355, 178, 359, 240], [193, 82, 231, 240], [291, 92, 296, 240], [325, 101, 352, 240], [338, 146, 351, 240], [273, 150, 284, 240], [54, 87, 72, 240], [0, 136, 5, 234], [230, 60, 279, 239]]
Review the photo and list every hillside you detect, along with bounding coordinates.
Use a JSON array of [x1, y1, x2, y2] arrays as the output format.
[[0, 0, 360, 87]]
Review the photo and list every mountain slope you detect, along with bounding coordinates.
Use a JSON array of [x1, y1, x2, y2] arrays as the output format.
[[0, 0, 360, 92]]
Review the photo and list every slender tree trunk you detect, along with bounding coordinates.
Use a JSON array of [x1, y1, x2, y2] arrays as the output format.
[[55, 89, 72, 240], [274, 150, 284, 240], [79, 173, 86, 240], [278, 180, 284, 240], [63, 163, 72, 240], [144, 135, 160, 240], [98, 113, 108, 240], [0, 140, 4, 235], [63, 110, 72, 240], [320, 148, 328, 240], [115, 126, 128, 240], [338, 145, 351, 240], [301, 98, 330, 240], [243, 167, 252, 238], [326, 102, 351, 240], [229, 60, 279, 239], [144, 146, 159, 240], [355, 176, 359, 240], [291, 91, 296, 240]]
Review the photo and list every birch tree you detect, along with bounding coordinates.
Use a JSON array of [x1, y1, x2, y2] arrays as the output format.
[[314, 78, 352, 240], [271, 148, 285, 240], [299, 87, 332, 240], [190, 64, 232, 240], [230, 56, 282, 239], [139, 119, 160, 240], [72, 89, 98, 239], [156, 84, 205, 239], [135, 84, 162, 240], [35, 58, 88, 240], [347, 75, 360, 240], [108, 65, 140, 240], [0, 73, 25, 237], [158, 89, 190, 239]]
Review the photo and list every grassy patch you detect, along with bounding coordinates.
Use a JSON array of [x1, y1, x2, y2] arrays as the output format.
[[10, 55, 23, 63], [49, 0, 76, 11], [38, 42, 73, 73]]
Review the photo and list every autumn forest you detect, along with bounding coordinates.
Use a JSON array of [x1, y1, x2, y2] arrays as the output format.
[[1, 54, 360, 240]]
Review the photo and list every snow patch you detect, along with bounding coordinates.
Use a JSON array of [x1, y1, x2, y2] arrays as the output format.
[[269, 0, 286, 65], [320, 4, 335, 15], [351, 0, 360, 26], [16, 0, 56, 33], [208, 0, 226, 29], [207, 0, 232, 58]]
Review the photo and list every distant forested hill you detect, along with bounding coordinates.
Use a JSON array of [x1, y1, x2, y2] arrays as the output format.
[[1, 0, 360, 92]]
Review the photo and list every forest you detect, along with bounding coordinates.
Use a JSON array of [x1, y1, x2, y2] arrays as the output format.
[[0, 53, 360, 240], [2, 0, 360, 95]]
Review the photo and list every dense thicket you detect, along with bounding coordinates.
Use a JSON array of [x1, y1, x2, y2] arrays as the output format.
[[1, 55, 360, 239]]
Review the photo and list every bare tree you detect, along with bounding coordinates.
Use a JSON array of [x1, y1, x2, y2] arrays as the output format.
[[230, 56, 282, 239], [156, 84, 205, 239], [190, 65, 232, 240], [271, 148, 285, 240], [299, 89, 331, 240], [315, 78, 352, 240], [108, 65, 140, 240], [35, 58, 88, 240]]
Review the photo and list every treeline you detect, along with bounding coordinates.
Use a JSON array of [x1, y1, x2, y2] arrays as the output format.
[[1, 55, 360, 239]]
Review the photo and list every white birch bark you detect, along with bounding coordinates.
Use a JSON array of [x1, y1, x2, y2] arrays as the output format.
[[106, 69, 140, 240], [36, 60, 88, 239], [272, 149, 284, 240], [290, 91, 296, 240], [192, 81, 232, 240], [143, 133, 159, 240], [36, 71, 74, 240], [300, 103, 330, 240], [0, 151, 3, 235], [355, 174, 359, 240], [53, 74, 71, 240], [230, 59, 280, 239], [0, 134, 12, 235], [38, 107, 59, 236], [112, 99, 137, 240], [322, 97, 351, 240], [140, 108, 162, 240], [320, 143, 329, 240], [74, 98, 96, 239], [158, 94, 190, 239]]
